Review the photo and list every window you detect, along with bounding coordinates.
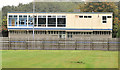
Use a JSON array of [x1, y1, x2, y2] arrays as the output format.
[[38, 16, 46, 27], [48, 15, 56, 27], [59, 31, 66, 39], [14, 15, 17, 17], [19, 15, 27, 26], [59, 31, 65, 34], [59, 34, 66, 39], [9, 15, 18, 26], [93, 31, 111, 35], [107, 16, 112, 18], [19, 15, 22, 17], [9, 15, 12, 17], [48, 16, 51, 17], [57, 18, 66, 27], [102, 16, 107, 23], [73, 32, 81, 35], [79, 16, 92, 18], [48, 18, 56, 27], [88, 32, 92, 34], [57, 16, 66, 27], [62, 16, 66, 18], [67, 32, 72, 38], [103, 21, 107, 23], [102, 16, 107, 20], [84, 16, 87, 18], [28, 15, 33, 26], [23, 15, 27, 17], [34, 16, 37, 26], [88, 16, 92, 18], [79, 16, 83, 18], [29, 31, 33, 34], [37, 31, 46, 34], [51, 31, 53, 34]]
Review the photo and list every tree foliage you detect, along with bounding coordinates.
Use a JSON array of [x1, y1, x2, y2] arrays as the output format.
[[0, 10, 1, 25], [79, 2, 119, 38], [2, 16, 7, 31], [2, 2, 81, 16], [1, 2, 82, 31]]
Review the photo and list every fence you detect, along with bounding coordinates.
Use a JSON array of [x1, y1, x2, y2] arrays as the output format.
[[0, 37, 120, 51]]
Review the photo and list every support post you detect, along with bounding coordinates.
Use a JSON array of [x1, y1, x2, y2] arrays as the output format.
[[46, 15, 48, 27], [108, 38, 109, 51], [17, 14, 19, 27], [9, 38, 11, 50], [42, 39, 44, 50], [75, 40, 77, 50], [56, 15, 57, 27]]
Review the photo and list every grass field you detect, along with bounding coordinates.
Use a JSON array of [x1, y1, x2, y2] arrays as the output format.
[[2, 50, 118, 68]]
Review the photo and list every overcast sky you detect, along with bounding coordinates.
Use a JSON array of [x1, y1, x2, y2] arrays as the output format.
[[0, 0, 33, 10]]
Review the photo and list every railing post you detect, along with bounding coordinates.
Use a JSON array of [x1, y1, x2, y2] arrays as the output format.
[[26, 39, 28, 50], [90, 39, 92, 50], [75, 40, 77, 50], [42, 39, 44, 50], [91, 39, 94, 50], [58, 40, 60, 50], [84, 39, 85, 50], [103, 39, 104, 49], [108, 38, 109, 51], [9, 38, 11, 50]]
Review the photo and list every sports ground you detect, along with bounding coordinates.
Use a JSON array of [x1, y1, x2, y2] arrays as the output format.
[[1, 50, 118, 68]]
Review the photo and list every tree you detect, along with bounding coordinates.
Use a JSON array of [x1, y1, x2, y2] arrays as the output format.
[[2, 16, 7, 31], [79, 2, 119, 38]]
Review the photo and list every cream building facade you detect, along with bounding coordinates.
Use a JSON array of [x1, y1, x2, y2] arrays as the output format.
[[7, 12, 113, 39]]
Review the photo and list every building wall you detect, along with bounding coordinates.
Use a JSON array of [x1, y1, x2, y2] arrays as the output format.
[[7, 12, 113, 39], [8, 30, 112, 40], [7, 12, 113, 30], [9, 33, 112, 40], [66, 13, 112, 29]]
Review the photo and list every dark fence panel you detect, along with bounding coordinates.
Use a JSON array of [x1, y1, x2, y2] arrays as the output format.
[[0, 38, 119, 51]]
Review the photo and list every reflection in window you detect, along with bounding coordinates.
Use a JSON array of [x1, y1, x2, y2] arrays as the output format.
[[34, 16, 37, 26], [28, 15, 33, 26], [9, 15, 17, 26], [57, 16, 66, 27], [38, 16, 46, 27], [19, 15, 27, 26], [48, 16, 56, 27]]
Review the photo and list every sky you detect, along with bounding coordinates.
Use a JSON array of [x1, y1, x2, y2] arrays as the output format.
[[0, 0, 33, 10]]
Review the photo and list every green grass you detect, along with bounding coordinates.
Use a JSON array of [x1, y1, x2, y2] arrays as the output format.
[[2, 50, 118, 68]]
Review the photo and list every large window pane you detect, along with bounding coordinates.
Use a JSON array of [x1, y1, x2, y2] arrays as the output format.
[[9, 15, 17, 26], [102, 16, 107, 20], [19, 15, 27, 26], [28, 15, 33, 26], [38, 17, 46, 27], [57, 18, 66, 27], [34, 16, 37, 26], [48, 18, 56, 27]]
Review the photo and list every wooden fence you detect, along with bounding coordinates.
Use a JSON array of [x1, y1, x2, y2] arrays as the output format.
[[0, 38, 120, 51]]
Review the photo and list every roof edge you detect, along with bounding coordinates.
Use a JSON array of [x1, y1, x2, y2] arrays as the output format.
[[8, 12, 113, 14]]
